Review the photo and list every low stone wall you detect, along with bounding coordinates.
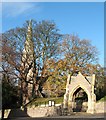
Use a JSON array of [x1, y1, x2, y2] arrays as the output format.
[[4, 106, 58, 118], [95, 102, 106, 113], [3, 102, 105, 118], [27, 106, 57, 117]]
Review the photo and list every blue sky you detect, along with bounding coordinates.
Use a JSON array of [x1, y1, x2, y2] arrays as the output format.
[[2, 2, 104, 66]]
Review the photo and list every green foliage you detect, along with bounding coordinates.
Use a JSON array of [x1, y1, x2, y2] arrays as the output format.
[[2, 75, 20, 109], [94, 65, 105, 100]]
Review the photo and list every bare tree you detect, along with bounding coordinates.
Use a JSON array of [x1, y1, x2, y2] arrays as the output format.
[[33, 20, 62, 77], [59, 34, 98, 75]]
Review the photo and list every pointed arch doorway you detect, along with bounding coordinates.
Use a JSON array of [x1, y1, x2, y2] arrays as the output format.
[[72, 87, 88, 112]]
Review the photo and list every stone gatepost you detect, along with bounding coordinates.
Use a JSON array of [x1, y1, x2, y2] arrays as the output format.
[[87, 74, 96, 114], [68, 99, 73, 114], [91, 93, 96, 113], [63, 93, 68, 109], [87, 93, 96, 114], [91, 74, 96, 113], [63, 74, 70, 109]]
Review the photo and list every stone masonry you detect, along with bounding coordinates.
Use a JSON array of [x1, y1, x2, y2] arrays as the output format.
[[63, 72, 96, 114]]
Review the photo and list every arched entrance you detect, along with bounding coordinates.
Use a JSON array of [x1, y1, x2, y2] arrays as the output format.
[[72, 87, 88, 112], [63, 72, 96, 114]]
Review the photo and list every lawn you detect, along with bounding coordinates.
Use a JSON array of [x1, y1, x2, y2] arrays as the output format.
[[27, 97, 64, 107], [98, 96, 106, 102]]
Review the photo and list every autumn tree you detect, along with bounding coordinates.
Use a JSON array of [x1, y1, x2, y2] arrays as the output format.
[[59, 34, 98, 75], [2, 19, 103, 104], [43, 34, 99, 97], [33, 20, 61, 77], [42, 58, 67, 97], [31, 20, 62, 98], [2, 19, 61, 104]]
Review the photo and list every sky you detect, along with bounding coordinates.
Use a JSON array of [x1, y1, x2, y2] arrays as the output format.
[[1, 0, 105, 2], [1, 2, 104, 66]]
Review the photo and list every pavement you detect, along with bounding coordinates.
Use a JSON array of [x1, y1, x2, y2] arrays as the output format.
[[3, 113, 105, 120]]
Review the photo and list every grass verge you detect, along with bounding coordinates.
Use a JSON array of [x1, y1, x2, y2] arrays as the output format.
[[27, 97, 64, 107], [98, 96, 106, 102]]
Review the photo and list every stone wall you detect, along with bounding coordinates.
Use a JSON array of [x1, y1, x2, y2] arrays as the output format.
[[3, 102, 105, 118], [27, 106, 57, 117], [3, 106, 58, 118], [95, 102, 106, 113]]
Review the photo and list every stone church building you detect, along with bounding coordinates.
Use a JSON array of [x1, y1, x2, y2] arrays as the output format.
[[63, 72, 96, 114]]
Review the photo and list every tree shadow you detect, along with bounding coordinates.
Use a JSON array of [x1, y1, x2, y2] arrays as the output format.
[[7, 107, 30, 119]]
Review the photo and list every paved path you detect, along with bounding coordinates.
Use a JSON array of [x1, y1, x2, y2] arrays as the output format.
[[4, 113, 105, 120]]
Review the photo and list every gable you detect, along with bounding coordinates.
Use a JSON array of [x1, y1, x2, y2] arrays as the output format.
[[70, 72, 91, 86]]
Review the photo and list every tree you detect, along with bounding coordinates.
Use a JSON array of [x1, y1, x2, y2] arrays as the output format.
[[2, 74, 19, 109], [33, 20, 62, 77], [2, 19, 101, 104], [2, 19, 62, 104], [43, 59, 67, 97], [43, 34, 99, 97], [94, 65, 105, 100], [59, 34, 98, 75]]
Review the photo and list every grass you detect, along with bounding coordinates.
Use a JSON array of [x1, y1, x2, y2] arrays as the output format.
[[27, 97, 64, 107], [98, 96, 106, 102], [27, 95, 106, 107]]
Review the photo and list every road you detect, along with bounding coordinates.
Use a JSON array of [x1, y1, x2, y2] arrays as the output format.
[[4, 113, 105, 120]]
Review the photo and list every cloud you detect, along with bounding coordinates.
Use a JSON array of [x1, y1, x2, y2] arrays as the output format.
[[2, 2, 41, 18]]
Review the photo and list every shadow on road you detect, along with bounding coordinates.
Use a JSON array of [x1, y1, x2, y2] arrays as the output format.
[[7, 107, 30, 119]]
